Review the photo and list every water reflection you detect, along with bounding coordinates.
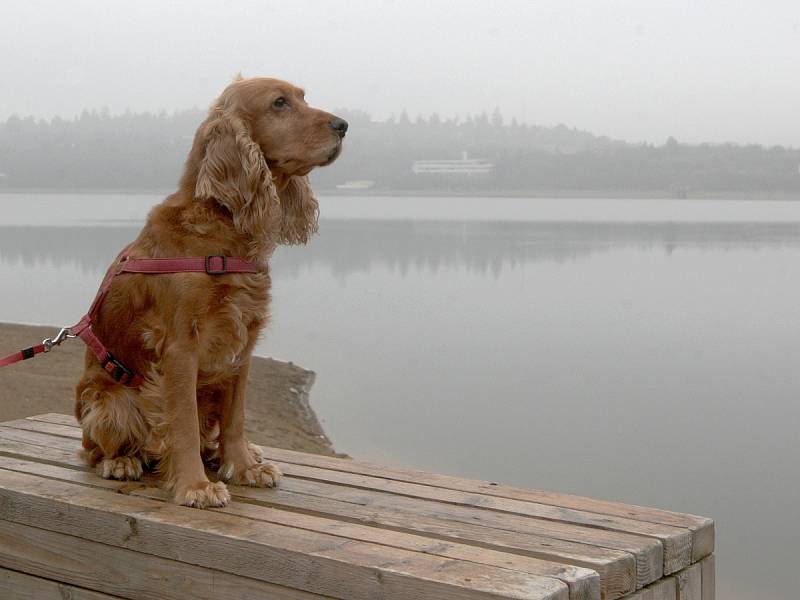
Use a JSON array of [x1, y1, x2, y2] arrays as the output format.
[[3, 220, 800, 277]]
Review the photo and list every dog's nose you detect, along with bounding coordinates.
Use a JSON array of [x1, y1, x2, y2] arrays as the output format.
[[329, 117, 348, 137]]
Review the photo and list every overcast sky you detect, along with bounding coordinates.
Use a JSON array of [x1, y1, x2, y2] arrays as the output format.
[[1, 1, 798, 146]]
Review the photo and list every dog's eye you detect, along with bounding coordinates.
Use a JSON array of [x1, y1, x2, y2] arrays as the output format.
[[272, 97, 288, 109]]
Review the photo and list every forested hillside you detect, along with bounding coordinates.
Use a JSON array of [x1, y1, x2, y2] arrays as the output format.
[[1, 108, 798, 193]]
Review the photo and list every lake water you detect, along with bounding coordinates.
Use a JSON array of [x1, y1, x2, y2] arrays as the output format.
[[2, 192, 799, 599]]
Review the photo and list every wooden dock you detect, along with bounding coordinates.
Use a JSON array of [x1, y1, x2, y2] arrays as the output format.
[[0, 413, 714, 600]]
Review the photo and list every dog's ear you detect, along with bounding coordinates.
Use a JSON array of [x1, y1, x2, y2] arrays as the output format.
[[194, 108, 281, 239], [277, 175, 319, 245]]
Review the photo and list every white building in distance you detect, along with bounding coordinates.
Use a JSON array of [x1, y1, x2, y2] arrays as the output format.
[[412, 151, 494, 177]]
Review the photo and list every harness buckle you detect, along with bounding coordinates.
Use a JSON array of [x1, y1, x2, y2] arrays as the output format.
[[205, 254, 227, 275], [42, 327, 76, 352], [102, 351, 134, 384]]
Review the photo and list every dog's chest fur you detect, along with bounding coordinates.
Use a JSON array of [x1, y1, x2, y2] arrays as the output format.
[[195, 274, 271, 379]]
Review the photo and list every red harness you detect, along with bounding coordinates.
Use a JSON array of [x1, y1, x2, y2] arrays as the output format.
[[0, 251, 260, 387]]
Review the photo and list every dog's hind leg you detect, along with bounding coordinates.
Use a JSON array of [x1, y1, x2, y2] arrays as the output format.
[[75, 358, 149, 481]]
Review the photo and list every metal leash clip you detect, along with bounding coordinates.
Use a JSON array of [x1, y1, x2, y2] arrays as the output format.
[[42, 327, 76, 352]]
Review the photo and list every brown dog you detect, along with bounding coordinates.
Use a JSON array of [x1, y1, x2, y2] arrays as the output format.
[[74, 77, 346, 508]]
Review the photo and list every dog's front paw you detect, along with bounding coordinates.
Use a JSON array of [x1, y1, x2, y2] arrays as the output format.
[[97, 456, 143, 481], [175, 480, 230, 508], [218, 461, 282, 488]]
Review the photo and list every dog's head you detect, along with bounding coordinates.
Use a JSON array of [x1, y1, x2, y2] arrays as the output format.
[[189, 76, 347, 244]]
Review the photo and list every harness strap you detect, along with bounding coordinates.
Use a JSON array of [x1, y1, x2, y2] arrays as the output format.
[[0, 252, 261, 387], [120, 254, 259, 275]]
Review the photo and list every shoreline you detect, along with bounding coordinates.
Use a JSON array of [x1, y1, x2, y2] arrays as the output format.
[[1, 187, 798, 200], [0, 322, 337, 457]]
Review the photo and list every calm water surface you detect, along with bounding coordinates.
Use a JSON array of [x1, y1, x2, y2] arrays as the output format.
[[2, 192, 799, 599]]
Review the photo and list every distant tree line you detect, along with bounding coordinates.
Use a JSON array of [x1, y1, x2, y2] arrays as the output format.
[[1, 107, 798, 193]]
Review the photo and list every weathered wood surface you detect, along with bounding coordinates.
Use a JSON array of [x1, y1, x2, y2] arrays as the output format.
[[621, 558, 709, 600], [675, 563, 702, 600], [0, 565, 124, 600], [0, 520, 331, 600], [700, 556, 715, 600], [0, 413, 715, 600], [620, 576, 677, 600]]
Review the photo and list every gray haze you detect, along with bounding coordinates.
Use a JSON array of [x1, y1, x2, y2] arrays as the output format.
[[1, 0, 798, 146]]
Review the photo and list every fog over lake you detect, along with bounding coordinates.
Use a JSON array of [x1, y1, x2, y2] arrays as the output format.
[[1, 193, 798, 599], [2, 0, 799, 596]]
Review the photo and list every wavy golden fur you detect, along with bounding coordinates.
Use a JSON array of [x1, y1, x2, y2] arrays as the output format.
[[74, 77, 346, 508]]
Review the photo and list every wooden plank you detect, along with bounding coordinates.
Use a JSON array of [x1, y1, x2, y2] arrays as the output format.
[[242, 492, 628, 598], [0, 520, 332, 600], [0, 457, 626, 599], [0, 435, 82, 467], [0, 469, 569, 600], [239, 478, 657, 592], [0, 565, 124, 600], [17, 414, 714, 573], [248, 476, 657, 587], [24, 412, 82, 427], [266, 460, 691, 574], [620, 576, 677, 600], [135, 485, 600, 600], [0, 428, 663, 597], [262, 445, 713, 563], [11, 417, 84, 439], [675, 563, 701, 600], [0, 425, 667, 575], [700, 555, 714, 600], [0, 428, 657, 595], [0, 457, 600, 600], [11, 414, 719, 600], [0, 424, 85, 454]]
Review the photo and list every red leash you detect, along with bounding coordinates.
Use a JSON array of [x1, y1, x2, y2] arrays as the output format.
[[0, 252, 260, 386], [0, 342, 48, 367]]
